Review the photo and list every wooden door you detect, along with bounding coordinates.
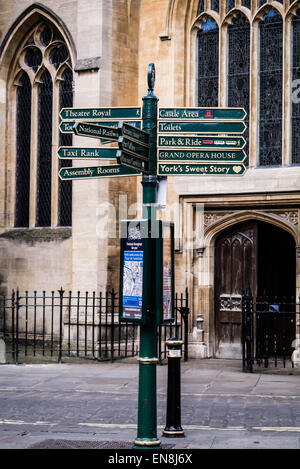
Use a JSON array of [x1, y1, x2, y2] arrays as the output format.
[[215, 222, 257, 358]]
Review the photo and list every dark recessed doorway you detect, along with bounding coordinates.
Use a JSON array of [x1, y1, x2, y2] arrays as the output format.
[[214, 220, 296, 358]]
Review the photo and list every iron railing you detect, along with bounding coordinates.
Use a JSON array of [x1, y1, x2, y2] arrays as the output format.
[[242, 287, 300, 372], [0, 288, 189, 365]]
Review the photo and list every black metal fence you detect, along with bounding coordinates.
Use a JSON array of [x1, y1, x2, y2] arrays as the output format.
[[0, 288, 189, 365], [242, 287, 300, 372]]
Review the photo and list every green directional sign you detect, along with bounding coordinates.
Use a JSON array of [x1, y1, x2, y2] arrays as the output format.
[[117, 150, 149, 174], [60, 107, 141, 121], [57, 147, 118, 160], [120, 122, 150, 145], [59, 165, 140, 180], [73, 122, 119, 141], [118, 136, 149, 160], [157, 163, 246, 176], [158, 121, 246, 134], [158, 135, 246, 149], [59, 120, 141, 134], [158, 149, 246, 163], [158, 107, 247, 121]]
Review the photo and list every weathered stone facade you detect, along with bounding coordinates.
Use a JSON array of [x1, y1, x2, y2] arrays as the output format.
[[0, 0, 299, 359]]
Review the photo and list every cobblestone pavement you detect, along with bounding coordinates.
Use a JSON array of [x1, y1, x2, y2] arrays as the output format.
[[0, 359, 300, 449]]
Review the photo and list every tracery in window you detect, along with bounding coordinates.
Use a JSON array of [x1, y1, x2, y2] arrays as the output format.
[[227, 14, 250, 165], [13, 21, 73, 227], [258, 9, 283, 166], [197, 18, 219, 107], [291, 10, 300, 164]]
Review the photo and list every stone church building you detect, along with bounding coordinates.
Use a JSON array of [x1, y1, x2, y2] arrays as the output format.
[[0, 0, 299, 360]]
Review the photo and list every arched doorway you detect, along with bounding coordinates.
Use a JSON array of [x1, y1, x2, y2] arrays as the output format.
[[214, 221, 296, 358]]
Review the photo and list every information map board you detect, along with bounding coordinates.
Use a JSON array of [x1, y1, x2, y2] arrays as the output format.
[[119, 220, 175, 325], [119, 220, 146, 322]]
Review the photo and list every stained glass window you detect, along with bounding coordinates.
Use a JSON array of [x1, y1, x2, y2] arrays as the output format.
[[226, 0, 235, 13], [258, 10, 283, 166], [197, 0, 205, 15], [291, 11, 300, 164], [241, 0, 251, 9], [58, 68, 73, 226], [197, 18, 219, 107], [227, 15, 250, 165], [211, 1, 219, 13], [15, 74, 31, 227], [36, 70, 53, 227]]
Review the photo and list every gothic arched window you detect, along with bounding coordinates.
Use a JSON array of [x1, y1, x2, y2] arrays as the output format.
[[258, 9, 283, 166], [291, 10, 300, 164], [13, 21, 73, 228], [197, 18, 219, 107], [227, 14, 250, 164]]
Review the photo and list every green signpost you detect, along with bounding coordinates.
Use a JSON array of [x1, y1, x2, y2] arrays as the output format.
[[57, 147, 118, 160], [157, 162, 246, 176], [158, 135, 246, 149], [60, 106, 141, 121], [59, 120, 141, 133], [58, 63, 248, 451], [158, 120, 247, 134], [117, 149, 149, 173], [158, 107, 246, 120], [158, 149, 246, 162], [73, 122, 120, 141], [58, 165, 140, 180]]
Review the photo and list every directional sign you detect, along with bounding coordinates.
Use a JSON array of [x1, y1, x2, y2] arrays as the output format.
[[157, 163, 246, 176], [73, 122, 119, 141], [57, 147, 118, 160], [118, 136, 149, 160], [158, 135, 246, 149], [59, 120, 141, 134], [59, 165, 140, 180], [117, 149, 149, 174], [119, 122, 150, 145], [158, 121, 247, 134], [158, 107, 247, 121], [60, 107, 141, 121], [158, 149, 247, 163]]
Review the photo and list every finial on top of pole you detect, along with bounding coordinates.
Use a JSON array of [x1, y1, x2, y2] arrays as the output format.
[[147, 63, 155, 91]]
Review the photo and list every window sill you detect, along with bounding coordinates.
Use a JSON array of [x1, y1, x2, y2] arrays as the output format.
[[0, 227, 72, 244]]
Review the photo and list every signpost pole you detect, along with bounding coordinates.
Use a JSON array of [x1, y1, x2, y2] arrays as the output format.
[[133, 64, 161, 449]]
